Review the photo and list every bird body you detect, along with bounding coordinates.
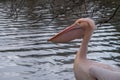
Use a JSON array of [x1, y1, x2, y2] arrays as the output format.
[[74, 56, 119, 80], [74, 58, 94, 80], [48, 18, 120, 80]]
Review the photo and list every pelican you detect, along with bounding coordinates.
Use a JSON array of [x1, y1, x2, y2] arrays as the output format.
[[48, 18, 120, 80], [90, 66, 120, 80]]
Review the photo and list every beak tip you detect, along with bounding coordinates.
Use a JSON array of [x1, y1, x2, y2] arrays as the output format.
[[47, 39, 51, 42], [47, 38, 53, 42]]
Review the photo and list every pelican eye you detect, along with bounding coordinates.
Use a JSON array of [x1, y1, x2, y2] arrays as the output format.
[[76, 22, 81, 26]]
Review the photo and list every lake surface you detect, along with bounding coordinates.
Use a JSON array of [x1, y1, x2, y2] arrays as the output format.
[[0, 0, 120, 80]]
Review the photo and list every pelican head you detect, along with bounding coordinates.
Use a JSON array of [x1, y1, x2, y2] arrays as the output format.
[[48, 18, 97, 43]]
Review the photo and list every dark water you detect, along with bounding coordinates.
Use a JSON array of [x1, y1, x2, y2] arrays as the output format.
[[0, 0, 120, 80]]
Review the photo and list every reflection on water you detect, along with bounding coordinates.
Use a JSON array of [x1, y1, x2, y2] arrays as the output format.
[[0, 0, 120, 80]]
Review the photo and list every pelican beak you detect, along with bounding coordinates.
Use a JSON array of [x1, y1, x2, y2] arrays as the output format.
[[48, 23, 84, 43]]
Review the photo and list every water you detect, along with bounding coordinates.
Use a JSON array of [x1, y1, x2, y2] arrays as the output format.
[[0, 0, 120, 80]]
